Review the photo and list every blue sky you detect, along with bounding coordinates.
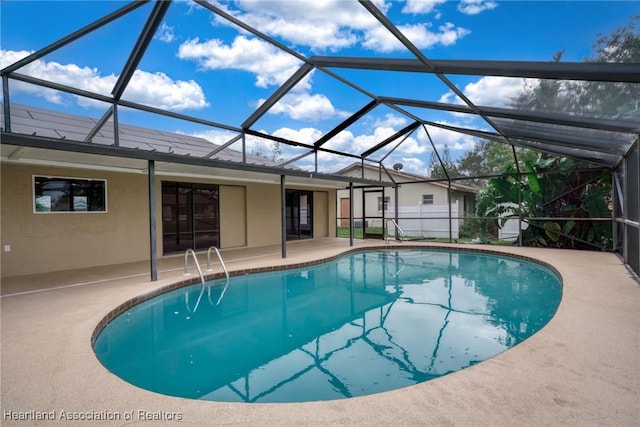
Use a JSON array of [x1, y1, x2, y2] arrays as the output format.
[[1, 1, 638, 175]]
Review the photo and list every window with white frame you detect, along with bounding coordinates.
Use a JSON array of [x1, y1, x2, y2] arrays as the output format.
[[33, 176, 107, 213], [422, 194, 434, 205], [378, 196, 390, 211]]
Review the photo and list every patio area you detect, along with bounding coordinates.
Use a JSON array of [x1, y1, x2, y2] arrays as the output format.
[[1, 238, 638, 426]]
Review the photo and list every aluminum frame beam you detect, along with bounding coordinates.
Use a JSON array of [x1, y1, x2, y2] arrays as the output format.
[[244, 129, 365, 161], [498, 124, 630, 156], [148, 159, 158, 281], [310, 56, 640, 83], [84, 106, 114, 142], [9, 72, 242, 133], [357, 0, 520, 176], [242, 64, 314, 129], [0, 1, 149, 75], [315, 100, 379, 148], [380, 96, 640, 134], [112, 1, 170, 99], [361, 121, 420, 158]]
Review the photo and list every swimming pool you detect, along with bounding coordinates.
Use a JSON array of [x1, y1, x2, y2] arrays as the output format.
[[93, 248, 562, 403]]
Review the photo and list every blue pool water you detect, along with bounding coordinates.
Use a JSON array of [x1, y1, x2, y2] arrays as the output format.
[[94, 249, 562, 402]]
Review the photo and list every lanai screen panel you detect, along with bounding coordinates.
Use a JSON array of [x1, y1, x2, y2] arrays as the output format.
[[622, 143, 640, 276], [489, 117, 638, 166]]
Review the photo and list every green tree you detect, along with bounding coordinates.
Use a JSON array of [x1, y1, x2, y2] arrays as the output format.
[[471, 16, 639, 249], [457, 140, 539, 188], [477, 157, 612, 249], [510, 50, 574, 112], [591, 15, 639, 63], [511, 15, 639, 118], [428, 144, 458, 179], [579, 15, 640, 119]]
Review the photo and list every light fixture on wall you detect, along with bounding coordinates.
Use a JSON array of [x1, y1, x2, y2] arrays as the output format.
[[393, 163, 403, 171]]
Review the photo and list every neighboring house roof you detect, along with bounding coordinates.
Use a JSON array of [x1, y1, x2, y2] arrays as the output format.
[[336, 162, 476, 194], [2, 103, 278, 167]]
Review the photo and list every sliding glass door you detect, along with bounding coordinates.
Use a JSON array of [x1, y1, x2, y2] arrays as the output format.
[[162, 182, 219, 254], [286, 189, 313, 240]]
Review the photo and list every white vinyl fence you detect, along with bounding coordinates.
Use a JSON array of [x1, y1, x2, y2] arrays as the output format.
[[386, 202, 459, 239], [497, 202, 528, 242]]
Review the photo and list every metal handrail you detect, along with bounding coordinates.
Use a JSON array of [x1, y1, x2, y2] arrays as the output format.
[[206, 246, 230, 306], [206, 246, 229, 279], [387, 252, 405, 278], [386, 219, 405, 244], [184, 248, 206, 282], [184, 249, 206, 312]]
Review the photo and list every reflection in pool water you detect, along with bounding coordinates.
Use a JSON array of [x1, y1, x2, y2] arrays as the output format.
[[94, 249, 561, 402]]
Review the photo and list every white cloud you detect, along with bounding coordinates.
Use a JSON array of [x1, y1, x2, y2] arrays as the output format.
[[420, 122, 478, 151], [409, 22, 470, 47], [208, 0, 467, 54], [178, 35, 348, 122], [156, 22, 176, 43], [363, 22, 469, 52], [0, 49, 208, 110], [214, 0, 376, 52], [123, 71, 209, 110], [264, 92, 350, 122], [402, 0, 447, 15], [457, 0, 498, 15], [272, 126, 323, 144], [439, 76, 534, 108], [186, 128, 238, 146], [397, 157, 427, 174], [184, 1, 470, 124], [373, 113, 408, 128], [178, 36, 303, 88]]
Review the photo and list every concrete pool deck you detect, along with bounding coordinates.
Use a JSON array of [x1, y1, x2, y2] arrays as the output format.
[[1, 239, 639, 426]]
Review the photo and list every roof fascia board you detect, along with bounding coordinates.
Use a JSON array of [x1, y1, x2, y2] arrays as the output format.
[[310, 56, 640, 83], [1, 131, 393, 187]]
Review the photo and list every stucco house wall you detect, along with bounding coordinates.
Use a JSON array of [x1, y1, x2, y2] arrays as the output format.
[[1, 163, 336, 278]]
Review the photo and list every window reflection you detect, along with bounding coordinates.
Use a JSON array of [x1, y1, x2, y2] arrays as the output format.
[[34, 176, 106, 212]]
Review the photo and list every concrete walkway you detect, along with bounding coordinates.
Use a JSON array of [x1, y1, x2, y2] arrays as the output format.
[[1, 239, 639, 426]]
